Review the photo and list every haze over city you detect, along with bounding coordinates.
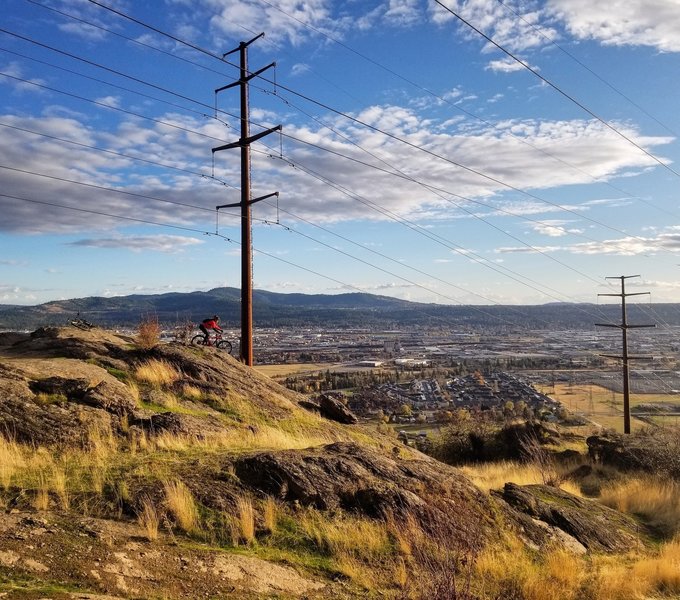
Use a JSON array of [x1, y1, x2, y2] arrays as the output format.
[[2, 0, 680, 307]]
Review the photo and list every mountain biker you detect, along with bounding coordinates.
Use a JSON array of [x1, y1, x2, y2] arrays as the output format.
[[199, 315, 222, 345]]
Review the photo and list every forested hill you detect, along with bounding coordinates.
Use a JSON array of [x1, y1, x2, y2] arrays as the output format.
[[0, 287, 676, 330]]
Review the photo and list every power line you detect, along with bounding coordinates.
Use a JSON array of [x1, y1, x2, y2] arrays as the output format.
[[1, 72, 670, 315], [24, 0, 239, 80], [3, 9, 676, 312], [0, 120, 236, 184], [433, 0, 680, 179], [0, 191, 368, 294], [249, 0, 680, 220], [5, 21, 670, 255], [60, 0, 680, 225], [0, 46, 234, 126], [5, 56, 667, 276], [0, 68, 632, 300], [493, 0, 679, 139]]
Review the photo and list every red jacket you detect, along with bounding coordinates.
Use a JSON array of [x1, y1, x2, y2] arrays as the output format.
[[201, 318, 222, 331]]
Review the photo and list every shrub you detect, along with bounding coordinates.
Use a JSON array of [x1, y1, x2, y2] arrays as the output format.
[[137, 315, 162, 349]]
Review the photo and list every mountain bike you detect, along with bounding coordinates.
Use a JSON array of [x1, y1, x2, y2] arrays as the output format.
[[191, 331, 233, 354], [68, 316, 95, 330]]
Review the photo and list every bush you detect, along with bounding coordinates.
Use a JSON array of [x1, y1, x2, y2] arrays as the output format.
[[137, 315, 161, 349]]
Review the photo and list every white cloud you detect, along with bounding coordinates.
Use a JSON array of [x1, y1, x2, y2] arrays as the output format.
[[548, 0, 680, 52], [0, 104, 673, 236], [200, 0, 335, 46], [485, 58, 530, 73], [528, 220, 573, 237], [94, 96, 122, 109], [497, 227, 680, 256], [431, 0, 558, 53], [68, 235, 204, 253], [0, 62, 47, 92], [384, 0, 422, 27], [290, 63, 311, 76]]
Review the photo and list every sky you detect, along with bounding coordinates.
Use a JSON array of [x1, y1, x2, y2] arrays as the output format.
[[2, 0, 680, 309]]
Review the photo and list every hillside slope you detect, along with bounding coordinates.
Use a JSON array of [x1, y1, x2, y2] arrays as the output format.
[[0, 327, 649, 599], [1, 287, 676, 330]]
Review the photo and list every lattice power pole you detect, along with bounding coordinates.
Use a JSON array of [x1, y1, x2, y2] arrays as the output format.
[[213, 33, 281, 366], [596, 275, 655, 434]]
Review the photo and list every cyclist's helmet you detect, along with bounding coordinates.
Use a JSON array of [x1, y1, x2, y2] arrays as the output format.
[[213, 315, 220, 321]]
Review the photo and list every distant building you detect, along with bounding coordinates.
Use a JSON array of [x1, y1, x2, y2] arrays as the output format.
[[357, 360, 384, 367]]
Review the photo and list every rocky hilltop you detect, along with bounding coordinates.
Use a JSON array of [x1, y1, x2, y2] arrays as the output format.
[[0, 327, 658, 599]]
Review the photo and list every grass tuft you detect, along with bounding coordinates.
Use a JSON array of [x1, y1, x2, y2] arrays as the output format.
[[135, 359, 180, 388], [236, 495, 256, 543], [137, 496, 160, 541], [163, 479, 199, 533]]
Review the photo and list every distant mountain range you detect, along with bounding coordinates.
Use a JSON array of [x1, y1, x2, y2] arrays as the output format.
[[0, 287, 676, 331]]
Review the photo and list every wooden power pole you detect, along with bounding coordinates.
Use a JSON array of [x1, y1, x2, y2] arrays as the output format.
[[596, 275, 654, 434], [213, 33, 280, 366]]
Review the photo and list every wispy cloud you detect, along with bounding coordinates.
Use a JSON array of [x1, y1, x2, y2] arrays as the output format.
[[68, 235, 204, 253]]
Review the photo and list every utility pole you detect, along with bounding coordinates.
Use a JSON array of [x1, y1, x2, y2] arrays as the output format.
[[596, 275, 655, 434], [213, 33, 281, 367]]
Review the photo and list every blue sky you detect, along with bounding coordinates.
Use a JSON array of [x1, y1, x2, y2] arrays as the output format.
[[1, 0, 680, 307]]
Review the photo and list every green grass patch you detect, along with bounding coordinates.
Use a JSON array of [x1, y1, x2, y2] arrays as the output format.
[[105, 367, 130, 382], [34, 393, 67, 405]]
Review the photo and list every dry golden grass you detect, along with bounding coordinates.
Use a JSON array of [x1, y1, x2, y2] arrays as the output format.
[[599, 476, 680, 536], [51, 467, 70, 510], [182, 384, 203, 401], [300, 510, 391, 561], [476, 537, 583, 600], [134, 359, 180, 388], [0, 437, 26, 489], [236, 495, 255, 543], [262, 496, 278, 534], [536, 383, 654, 433], [33, 473, 49, 511], [460, 460, 582, 496], [253, 363, 336, 378], [126, 380, 141, 405], [633, 537, 680, 594], [163, 479, 199, 533], [587, 554, 650, 600], [137, 497, 160, 541]]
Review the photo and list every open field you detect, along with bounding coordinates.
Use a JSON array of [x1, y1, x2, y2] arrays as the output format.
[[538, 383, 680, 433], [253, 363, 337, 378]]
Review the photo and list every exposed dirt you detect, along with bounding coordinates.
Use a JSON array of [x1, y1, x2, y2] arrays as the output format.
[[0, 511, 328, 599]]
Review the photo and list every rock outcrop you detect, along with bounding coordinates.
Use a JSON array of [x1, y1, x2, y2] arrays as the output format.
[[588, 431, 680, 478], [233, 440, 493, 547], [494, 482, 643, 553]]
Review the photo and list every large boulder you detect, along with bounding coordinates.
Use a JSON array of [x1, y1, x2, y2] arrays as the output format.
[[0, 379, 113, 447], [82, 380, 138, 415], [494, 482, 644, 553], [303, 393, 358, 424], [587, 432, 680, 478], [232, 441, 494, 547]]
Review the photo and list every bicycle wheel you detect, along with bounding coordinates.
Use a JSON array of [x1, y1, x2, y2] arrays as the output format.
[[217, 340, 233, 354], [190, 334, 206, 346]]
